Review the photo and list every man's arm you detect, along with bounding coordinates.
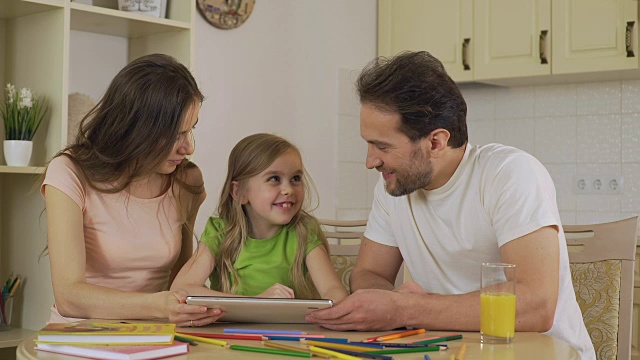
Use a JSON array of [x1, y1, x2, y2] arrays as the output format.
[[350, 237, 404, 292], [308, 226, 559, 332], [399, 226, 559, 331]]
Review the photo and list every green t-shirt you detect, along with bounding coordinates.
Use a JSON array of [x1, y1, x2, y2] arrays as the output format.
[[200, 217, 323, 296]]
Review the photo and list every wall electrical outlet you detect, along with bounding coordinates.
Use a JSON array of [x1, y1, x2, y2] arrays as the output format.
[[574, 176, 624, 194]]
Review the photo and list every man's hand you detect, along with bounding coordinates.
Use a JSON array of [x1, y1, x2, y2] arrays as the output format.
[[305, 289, 406, 331], [393, 281, 427, 294]]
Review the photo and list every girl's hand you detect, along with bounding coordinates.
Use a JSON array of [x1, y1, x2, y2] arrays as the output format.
[[257, 283, 295, 298], [165, 289, 225, 327]]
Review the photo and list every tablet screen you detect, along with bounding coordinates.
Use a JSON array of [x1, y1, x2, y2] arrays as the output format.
[[185, 296, 333, 324]]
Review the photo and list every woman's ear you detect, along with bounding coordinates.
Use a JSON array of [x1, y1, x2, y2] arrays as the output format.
[[230, 181, 248, 205]]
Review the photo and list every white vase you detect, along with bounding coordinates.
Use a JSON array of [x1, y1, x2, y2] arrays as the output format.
[[3, 140, 33, 166]]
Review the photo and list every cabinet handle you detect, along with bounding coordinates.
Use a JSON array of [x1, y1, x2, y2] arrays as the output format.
[[627, 21, 635, 58], [462, 38, 471, 70], [539, 30, 549, 64]]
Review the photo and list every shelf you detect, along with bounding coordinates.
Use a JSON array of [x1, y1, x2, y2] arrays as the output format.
[[70, 2, 190, 38], [0, 166, 44, 174], [0, 0, 64, 20], [0, 327, 35, 349]]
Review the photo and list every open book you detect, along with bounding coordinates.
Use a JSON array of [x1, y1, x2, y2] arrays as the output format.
[[37, 323, 175, 345], [35, 342, 188, 360]]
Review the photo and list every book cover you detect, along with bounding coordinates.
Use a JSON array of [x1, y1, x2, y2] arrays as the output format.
[[35, 342, 189, 360], [37, 323, 175, 345]]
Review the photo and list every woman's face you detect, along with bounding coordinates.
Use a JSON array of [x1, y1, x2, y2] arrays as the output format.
[[156, 101, 201, 175]]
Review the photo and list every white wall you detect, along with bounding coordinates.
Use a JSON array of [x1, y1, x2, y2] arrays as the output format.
[[460, 81, 640, 225], [191, 1, 377, 233], [69, 31, 128, 102], [68, 1, 377, 234], [334, 78, 640, 226]]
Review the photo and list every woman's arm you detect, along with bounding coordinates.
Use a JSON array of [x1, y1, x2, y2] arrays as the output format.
[[306, 246, 349, 302], [169, 189, 206, 288], [45, 185, 219, 326]]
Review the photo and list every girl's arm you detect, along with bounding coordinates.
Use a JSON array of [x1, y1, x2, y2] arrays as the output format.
[[45, 185, 218, 326], [306, 246, 349, 302]]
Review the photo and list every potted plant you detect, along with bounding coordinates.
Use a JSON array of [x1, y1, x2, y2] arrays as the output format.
[[0, 83, 48, 166]]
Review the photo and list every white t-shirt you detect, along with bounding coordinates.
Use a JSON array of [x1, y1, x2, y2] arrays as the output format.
[[365, 143, 594, 360]]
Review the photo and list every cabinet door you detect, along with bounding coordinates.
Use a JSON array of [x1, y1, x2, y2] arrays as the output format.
[[553, 0, 638, 74], [378, 0, 473, 82], [473, 0, 551, 80]]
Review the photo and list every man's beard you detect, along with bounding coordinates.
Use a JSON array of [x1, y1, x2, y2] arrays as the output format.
[[381, 146, 433, 197]]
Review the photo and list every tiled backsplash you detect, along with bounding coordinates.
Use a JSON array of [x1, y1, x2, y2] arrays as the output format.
[[336, 69, 640, 226]]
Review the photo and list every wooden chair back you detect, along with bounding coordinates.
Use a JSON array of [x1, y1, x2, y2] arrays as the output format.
[[564, 217, 638, 360]]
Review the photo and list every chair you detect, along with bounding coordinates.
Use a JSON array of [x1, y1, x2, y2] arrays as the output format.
[[319, 219, 404, 293], [564, 217, 638, 360]]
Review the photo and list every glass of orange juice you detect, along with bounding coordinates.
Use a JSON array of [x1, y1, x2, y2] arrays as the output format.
[[480, 263, 516, 344]]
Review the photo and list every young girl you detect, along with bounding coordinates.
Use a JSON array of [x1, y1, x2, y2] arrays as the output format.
[[42, 54, 221, 327], [171, 133, 348, 307]]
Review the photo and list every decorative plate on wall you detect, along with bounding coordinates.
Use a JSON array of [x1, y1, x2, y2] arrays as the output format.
[[197, 0, 256, 30]]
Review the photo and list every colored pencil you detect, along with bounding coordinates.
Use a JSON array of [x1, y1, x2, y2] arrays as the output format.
[[424, 355, 431, 360], [224, 328, 305, 335], [364, 328, 426, 342], [303, 337, 350, 343], [318, 348, 393, 360], [412, 334, 463, 345], [174, 333, 227, 346], [351, 341, 429, 348], [177, 332, 264, 341], [267, 335, 326, 341], [364, 346, 442, 354], [309, 346, 362, 360], [305, 340, 382, 352], [263, 341, 317, 356], [173, 335, 198, 346], [456, 343, 467, 360], [264, 341, 311, 353], [229, 344, 312, 358]]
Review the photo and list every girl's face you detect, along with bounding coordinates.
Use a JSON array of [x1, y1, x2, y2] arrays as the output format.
[[239, 149, 305, 239], [156, 102, 201, 175]]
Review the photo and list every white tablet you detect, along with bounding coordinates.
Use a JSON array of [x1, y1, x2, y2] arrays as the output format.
[[185, 296, 333, 324]]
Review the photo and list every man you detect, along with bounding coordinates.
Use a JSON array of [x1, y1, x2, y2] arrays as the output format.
[[305, 51, 594, 359]]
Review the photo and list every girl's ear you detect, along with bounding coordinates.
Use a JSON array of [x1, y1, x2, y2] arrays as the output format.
[[230, 180, 248, 205]]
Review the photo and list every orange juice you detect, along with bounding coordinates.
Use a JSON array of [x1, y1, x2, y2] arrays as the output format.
[[480, 292, 516, 339]]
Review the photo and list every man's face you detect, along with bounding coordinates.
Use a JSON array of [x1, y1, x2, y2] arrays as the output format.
[[360, 103, 433, 197]]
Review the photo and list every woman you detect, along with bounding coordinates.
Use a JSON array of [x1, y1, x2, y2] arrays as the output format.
[[41, 54, 221, 327]]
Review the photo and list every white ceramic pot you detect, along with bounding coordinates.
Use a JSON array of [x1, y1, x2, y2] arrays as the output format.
[[3, 140, 33, 166]]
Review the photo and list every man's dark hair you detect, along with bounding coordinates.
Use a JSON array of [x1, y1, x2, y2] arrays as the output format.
[[356, 51, 468, 148]]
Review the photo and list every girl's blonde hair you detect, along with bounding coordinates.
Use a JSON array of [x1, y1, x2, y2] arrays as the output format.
[[215, 133, 328, 299]]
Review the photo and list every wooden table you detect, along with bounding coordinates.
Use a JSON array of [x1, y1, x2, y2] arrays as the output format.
[[17, 323, 580, 359]]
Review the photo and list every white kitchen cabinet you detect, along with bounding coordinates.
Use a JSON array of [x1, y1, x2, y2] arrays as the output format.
[[473, 0, 551, 80], [378, 0, 473, 82], [553, 0, 638, 75], [379, 0, 640, 85], [0, 0, 196, 349]]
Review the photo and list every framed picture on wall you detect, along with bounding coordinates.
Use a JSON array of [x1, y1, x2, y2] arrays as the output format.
[[197, 0, 256, 30]]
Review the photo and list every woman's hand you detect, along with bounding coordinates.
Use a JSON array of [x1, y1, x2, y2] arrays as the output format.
[[257, 283, 295, 298], [164, 289, 225, 327]]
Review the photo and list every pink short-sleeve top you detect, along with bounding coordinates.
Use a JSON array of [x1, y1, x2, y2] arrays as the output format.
[[42, 156, 185, 322]]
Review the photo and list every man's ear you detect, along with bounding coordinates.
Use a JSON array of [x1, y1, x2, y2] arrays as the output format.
[[426, 129, 451, 157], [230, 181, 248, 205]]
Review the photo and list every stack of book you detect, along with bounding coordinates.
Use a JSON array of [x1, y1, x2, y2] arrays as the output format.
[[35, 322, 189, 360]]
